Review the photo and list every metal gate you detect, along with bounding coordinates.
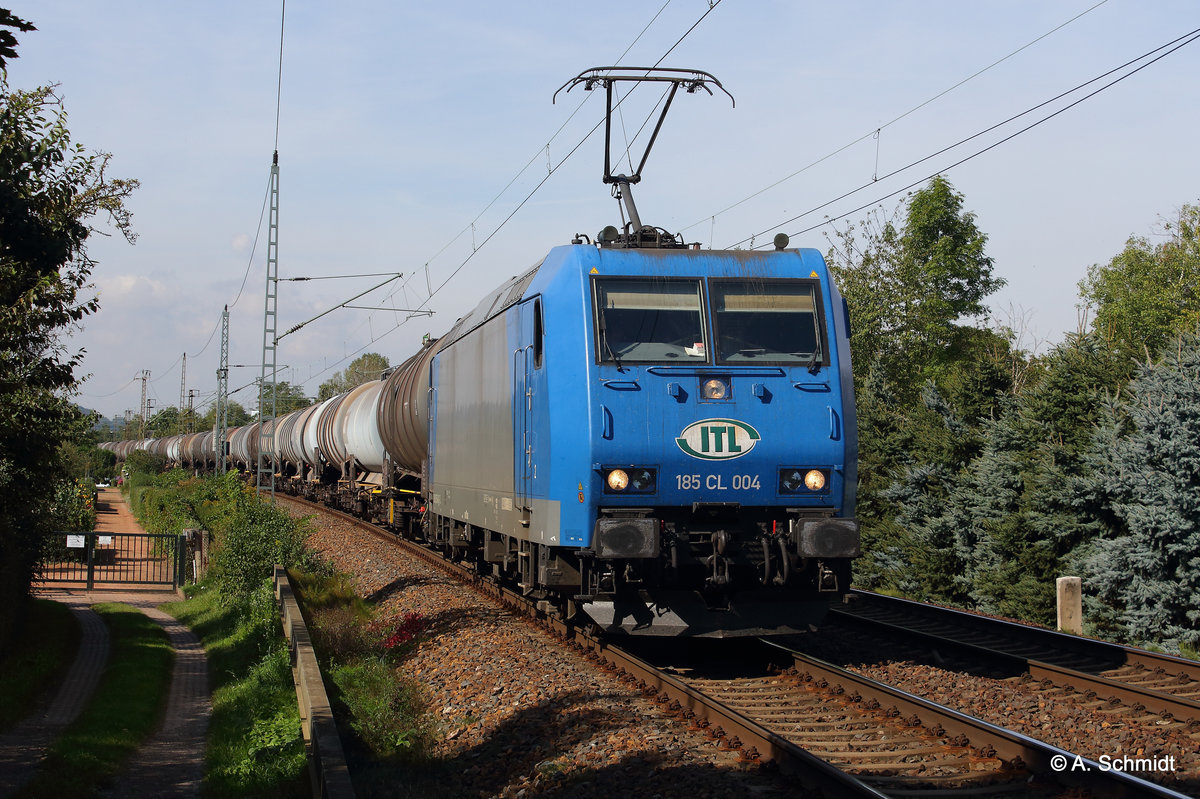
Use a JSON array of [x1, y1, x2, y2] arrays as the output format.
[[39, 531, 185, 589]]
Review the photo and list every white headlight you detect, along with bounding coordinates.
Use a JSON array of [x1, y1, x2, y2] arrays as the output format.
[[804, 469, 826, 491], [702, 378, 728, 399], [606, 469, 630, 491]]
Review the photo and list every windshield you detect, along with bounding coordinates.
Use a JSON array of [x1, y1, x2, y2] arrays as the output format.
[[711, 279, 823, 364], [594, 278, 708, 363]]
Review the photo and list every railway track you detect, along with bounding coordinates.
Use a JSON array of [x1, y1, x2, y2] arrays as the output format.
[[275, 493, 1191, 798], [832, 591, 1200, 726]]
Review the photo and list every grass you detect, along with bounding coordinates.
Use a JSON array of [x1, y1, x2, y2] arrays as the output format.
[[0, 598, 81, 732], [166, 581, 307, 798], [288, 566, 435, 790], [18, 603, 174, 799]]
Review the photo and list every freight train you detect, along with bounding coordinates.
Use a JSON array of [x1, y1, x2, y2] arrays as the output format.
[[102, 68, 860, 637]]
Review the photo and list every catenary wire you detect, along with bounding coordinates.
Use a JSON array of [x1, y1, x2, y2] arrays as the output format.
[[132, 2, 284, 412], [732, 26, 1200, 249], [680, 0, 1111, 235]]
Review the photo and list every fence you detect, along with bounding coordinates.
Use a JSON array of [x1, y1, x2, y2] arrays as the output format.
[[39, 531, 188, 589]]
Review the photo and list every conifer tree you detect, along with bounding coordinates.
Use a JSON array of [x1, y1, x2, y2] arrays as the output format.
[[1079, 333, 1200, 652], [966, 334, 1131, 622], [879, 383, 984, 603]]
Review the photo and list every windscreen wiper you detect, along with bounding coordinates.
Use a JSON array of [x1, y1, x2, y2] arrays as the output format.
[[598, 310, 625, 372], [804, 348, 822, 375]]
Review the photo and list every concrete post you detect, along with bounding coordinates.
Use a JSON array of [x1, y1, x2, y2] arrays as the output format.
[[1056, 576, 1083, 634]]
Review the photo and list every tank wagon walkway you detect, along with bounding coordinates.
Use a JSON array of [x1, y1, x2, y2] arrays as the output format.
[[0, 491, 212, 797]]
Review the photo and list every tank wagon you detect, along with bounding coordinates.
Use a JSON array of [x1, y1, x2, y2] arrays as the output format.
[[108, 68, 860, 636]]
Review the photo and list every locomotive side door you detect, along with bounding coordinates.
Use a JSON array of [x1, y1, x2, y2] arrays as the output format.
[[513, 297, 543, 521]]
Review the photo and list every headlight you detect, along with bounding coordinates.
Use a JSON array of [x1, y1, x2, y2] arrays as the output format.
[[702, 378, 728, 400], [779, 467, 830, 495], [607, 469, 630, 491], [604, 467, 657, 494]]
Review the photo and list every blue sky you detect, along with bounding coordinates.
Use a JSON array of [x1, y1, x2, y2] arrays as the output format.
[[6, 1, 1199, 420]]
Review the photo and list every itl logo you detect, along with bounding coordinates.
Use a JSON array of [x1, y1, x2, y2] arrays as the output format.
[[676, 419, 761, 461]]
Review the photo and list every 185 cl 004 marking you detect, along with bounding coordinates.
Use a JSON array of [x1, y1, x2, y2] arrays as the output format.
[[677, 474, 762, 491]]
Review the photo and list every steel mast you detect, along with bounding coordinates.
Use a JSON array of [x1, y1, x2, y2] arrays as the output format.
[[215, 305, 229, 476], [256, 152, 280, 501]]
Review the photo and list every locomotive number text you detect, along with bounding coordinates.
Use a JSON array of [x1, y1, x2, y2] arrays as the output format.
[[676, 473, 762, 491]]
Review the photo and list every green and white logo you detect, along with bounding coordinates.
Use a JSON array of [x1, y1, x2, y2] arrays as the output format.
[[676, 418, 761, 460]]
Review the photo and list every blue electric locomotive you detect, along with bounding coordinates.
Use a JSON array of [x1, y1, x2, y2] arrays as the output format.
[[422, 237, 859, 636]]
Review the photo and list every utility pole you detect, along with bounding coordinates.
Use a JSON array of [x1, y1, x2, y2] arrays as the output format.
[[186, 389, 196, 434], [215, 305, 229, 476], [257, 151, 280, 501], [178, 352, 187, 433], [138, 369, 150, 440]]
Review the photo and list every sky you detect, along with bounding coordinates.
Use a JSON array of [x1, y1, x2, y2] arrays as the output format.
[[6, 1, 1200, 422]]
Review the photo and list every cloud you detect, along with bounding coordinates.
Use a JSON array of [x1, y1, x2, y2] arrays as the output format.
[[231, 233, 251, 251], [95, 274, 170, 304]]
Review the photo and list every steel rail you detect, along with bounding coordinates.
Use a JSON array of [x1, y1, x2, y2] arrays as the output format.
[[763, 640, 1192, 799], [831, 607, 1200, 724], [839, 591, 1200, 720]]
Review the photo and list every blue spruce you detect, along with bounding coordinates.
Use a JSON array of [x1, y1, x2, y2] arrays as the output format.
[[1081, 333, 1200, 653]]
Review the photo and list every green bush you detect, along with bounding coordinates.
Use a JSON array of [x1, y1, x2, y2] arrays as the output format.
[[125, 471, 316, 598], [51, 478, 96, 533], [207, 484, 315, 597], [329, 657, 433, 760]]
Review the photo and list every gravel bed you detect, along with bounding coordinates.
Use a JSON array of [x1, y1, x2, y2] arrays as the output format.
[[278, 498, 800, 799], [794, 623, 1200, 792]]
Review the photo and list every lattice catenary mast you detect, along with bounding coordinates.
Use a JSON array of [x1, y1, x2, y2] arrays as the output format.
[[215, 305, 229, 476], [256, 151, 280, 500]]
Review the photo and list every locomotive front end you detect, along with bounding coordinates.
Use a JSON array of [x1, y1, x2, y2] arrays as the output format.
[[575, 246, 860, 636]]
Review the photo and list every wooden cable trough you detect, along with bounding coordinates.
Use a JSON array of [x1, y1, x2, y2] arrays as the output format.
[[275, 565, 356, 799]]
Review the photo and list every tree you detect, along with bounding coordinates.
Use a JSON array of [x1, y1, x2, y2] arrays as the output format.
[[826, 178, 1011, 596], [0, 10, 33, 67], [146, 407, 180, 437], [1078, 333, 1200, 653], [317, 352, 390, 401], [0, 56, 138, 646], [827, 176, 1007, 400], [962, 334, 1132, 622], [198, 399, 251, 430], [259, 381, 311, 418], [1078, 203, 1200, 360], [59, 439, 117, 481]]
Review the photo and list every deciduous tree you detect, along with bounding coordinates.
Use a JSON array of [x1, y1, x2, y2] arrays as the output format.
[[316, 352, 389, 401], [1078, 204, 1200, 360], [0, 51, 138, 646]]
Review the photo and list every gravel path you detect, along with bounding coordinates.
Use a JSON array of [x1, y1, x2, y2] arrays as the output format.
[[280, 498, 800, 799]]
